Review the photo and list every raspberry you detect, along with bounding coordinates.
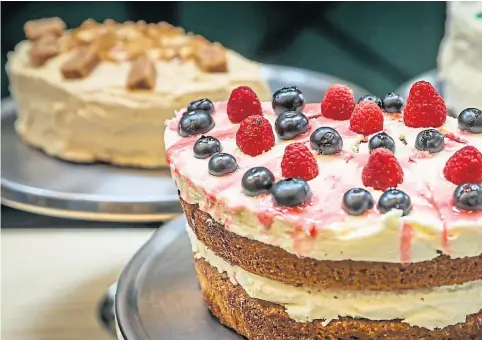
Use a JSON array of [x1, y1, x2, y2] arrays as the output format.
[[321, 84, 356, 120], [403, 81, 447, 128], [236, 115, 275, 156], [443, 146, 482, 185], [362, 148, 404, 191], [349, 101, 384, 135], [281, 143, 319, 181], [227, 86, 263, 123]]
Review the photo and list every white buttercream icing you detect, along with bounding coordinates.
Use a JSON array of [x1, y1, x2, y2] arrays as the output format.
[[188, 226, 482, 330], [165, 102, 482, 263], [438, 1, 482, 115]]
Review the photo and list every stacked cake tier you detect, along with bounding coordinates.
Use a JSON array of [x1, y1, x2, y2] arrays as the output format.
[[165, 85, 482, 339]]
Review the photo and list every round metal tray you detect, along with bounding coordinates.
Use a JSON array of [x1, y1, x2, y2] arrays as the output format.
[[115, 215, 246, 340], [1, 65, 368, 222]]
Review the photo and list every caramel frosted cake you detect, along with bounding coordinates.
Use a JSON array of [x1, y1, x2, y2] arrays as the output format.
[[165, 83, 482, 339], [6, 18, 270, 168]]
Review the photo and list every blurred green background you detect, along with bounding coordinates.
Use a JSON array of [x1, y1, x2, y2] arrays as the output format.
[[1, 1, 445, 98]]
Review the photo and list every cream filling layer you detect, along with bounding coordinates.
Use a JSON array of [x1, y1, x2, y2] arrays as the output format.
[[187, 226, 482, 330]]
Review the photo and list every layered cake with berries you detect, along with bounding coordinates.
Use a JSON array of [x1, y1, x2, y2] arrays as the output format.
[[165, 83, 482, 339], [438, 1, 482, 117], [6, 18, 270, 168]]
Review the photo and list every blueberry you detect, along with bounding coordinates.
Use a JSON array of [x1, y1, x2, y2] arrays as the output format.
[[453, 183, 482, 211], [272, 178, 311, 207], [368, 132, 396, 154], [378, 189, 412, 216], [208, 153, 238, 176], [342, 188, 374, 216], [414, 129, 445, 153], [310, 127, 343, 155], [274, 111, 309, 140], [458, 108, 482, 134], [178, 110, 215, 137], [242, 167, 275, 197], [187, 98, 214, 115], [272, 86, 305, 115], [382, 93, 404, 113], [358, 95, 382, 109], [193, 135, 221, 159]]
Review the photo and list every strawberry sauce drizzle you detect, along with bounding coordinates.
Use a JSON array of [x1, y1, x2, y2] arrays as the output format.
[[166, 101, 482, 263]]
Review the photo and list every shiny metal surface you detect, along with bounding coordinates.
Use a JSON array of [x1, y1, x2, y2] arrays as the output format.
[[1, 65, 368, 222], [115, 216, 245, 340]]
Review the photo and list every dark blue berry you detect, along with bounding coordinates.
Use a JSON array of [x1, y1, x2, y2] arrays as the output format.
[[414, 129, 445, 153], [382, 93, 404, 113], [342, 188, 374, 216], [358, 95, 382, 108], [242, 167, 275, 197], [274, 111, 309, 140], [193, 135, 221, 159], [378, 189, 412, 216], [178, 110, 215, 137], [453, 183, 482, 211], [272, 86, 305, 115], [310, 127, 343, 155], [458, 108, 482, 134], [187, 98, 214, 115], [272, 178, 311, 207], [368, 132, 396, 154], [208, 153, 237, 176]]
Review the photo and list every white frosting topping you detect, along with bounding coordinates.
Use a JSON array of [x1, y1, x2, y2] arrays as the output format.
[[166, 102, 482, 263], [188, 226, 482, 330], [438, 1, 482, 115]]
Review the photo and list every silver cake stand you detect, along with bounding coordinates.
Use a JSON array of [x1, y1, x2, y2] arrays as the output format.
[[1, 65, 368, 222], [114, 215, 246, 340]]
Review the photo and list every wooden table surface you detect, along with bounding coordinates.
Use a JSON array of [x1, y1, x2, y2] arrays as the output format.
[[1, 206, 158, 340]]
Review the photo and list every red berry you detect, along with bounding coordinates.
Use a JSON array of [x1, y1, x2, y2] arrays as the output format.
[[362, 148, 404, 191], [443, 146, 482, 185], [403, 81, 447, 128], [227, 86, 263, 123], [321, 84, 355, 120], [236, 115, 275, 156], [281, 143, 319, 181], [350, 101, 384, 135]]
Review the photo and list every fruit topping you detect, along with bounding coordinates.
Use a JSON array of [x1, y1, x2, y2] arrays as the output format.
[[272, 86, 305, 115], [443, 146, 482, 185], [321, 84, 356, 120], [208, 153, 238, 176], [368, 132, 396, 154], [310, 127, 343, 155], [382, 93, 404, 113], [458, 108, 482, 134], [241, 167, 275, 197], [414, 129, 444, 153], [187, 98, 214, 115], [358, 95, 382, 108], [272, 178, 311, 207], [349, 101, 384, 135], [236, 115, 275, 156], [281, 143, 319, 181], [178, 110, 215, 137], [403, 81, 447, 128], [362, 148, 404, 191], [227, 86, 262, 123], [453, 183, 482, 211], [342, 188, 374, 216], [378, 188, 412, 216], [193, 135, 221, 159], [274, 111, 309, 140]]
